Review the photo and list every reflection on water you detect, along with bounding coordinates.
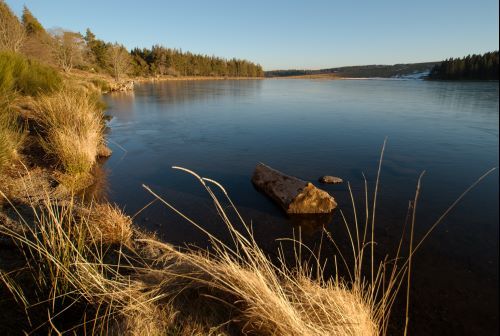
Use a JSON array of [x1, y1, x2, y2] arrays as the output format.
[[139, 79, 264, 105], [105, 91, 136, 121], [103, 79, 498, 335], [80, 159, 110, 202], [289, 213, 335, 236]]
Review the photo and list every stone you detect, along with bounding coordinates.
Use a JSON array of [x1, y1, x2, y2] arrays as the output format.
[[251, 163, 337, 214], [319, 175, 343, 184]]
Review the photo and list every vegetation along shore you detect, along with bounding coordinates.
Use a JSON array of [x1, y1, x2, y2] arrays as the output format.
[[0, 1, 498, 335]]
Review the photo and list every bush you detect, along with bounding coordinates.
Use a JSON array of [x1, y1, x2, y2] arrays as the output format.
[[0, 51, 62, 96]]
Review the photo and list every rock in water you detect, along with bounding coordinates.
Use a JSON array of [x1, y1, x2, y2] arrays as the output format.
[[319, 176, 343, 184], [251, 163, 337, 214]]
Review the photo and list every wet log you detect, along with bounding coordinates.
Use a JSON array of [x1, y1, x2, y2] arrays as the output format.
[[251, 163, 337, 214]]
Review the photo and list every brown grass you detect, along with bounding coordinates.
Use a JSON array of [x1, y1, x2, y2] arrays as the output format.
[[0, 176, 379, 335], [87, 203, 133, 245], [31, 87, 104, 176], [140, 167, 381, 335], [0, 159, 495, 335]]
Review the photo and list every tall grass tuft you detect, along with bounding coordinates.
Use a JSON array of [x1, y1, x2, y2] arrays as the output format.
[[86, 203, 133, 245], [31, 87, 104, 175], [0, 51, 62, 96]]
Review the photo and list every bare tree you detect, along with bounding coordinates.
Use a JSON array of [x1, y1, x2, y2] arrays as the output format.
[[0, 1, 25, 52], [107, 43, 131, 81], [51, 29, 85, 72]]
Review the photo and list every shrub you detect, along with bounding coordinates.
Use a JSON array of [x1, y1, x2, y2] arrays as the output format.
[[0, 51, 62, 96]]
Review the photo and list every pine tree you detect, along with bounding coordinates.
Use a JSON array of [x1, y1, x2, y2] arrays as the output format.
[[22, 6, 46, 36], [429, 51, 499, 80]]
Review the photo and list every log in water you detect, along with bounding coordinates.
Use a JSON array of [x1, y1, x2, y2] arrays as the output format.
[[251, 163, 337, 214]]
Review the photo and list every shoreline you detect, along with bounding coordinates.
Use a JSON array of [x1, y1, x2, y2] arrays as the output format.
[[134, 75, 265, 82], [266, 75, 422, 80]]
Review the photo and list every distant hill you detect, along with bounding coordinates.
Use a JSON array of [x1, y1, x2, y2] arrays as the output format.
[[265, 62, 439, 79]]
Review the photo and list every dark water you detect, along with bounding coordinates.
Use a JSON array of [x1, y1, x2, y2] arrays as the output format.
[[102, 79, 498, 335]]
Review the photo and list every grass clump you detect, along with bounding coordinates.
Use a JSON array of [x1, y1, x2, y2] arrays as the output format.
[[0, 51, 62, 96], [87, 203, 133, 245], [0, 93, 24, 172], [90, 78, 112, 93], [32, 87, 105, 176]]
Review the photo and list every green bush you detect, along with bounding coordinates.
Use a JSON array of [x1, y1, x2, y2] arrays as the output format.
[[0, 51, 62, 96]]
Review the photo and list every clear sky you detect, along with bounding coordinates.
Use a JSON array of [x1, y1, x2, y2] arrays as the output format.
[[5, 0, 499, 70]]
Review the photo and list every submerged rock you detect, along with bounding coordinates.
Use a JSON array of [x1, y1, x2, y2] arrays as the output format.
[[319, 175, 343, 184], [251, 163, 337, 214]]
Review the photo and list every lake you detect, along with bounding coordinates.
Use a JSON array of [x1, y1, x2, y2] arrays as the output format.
[[102, 79, 498, 335]]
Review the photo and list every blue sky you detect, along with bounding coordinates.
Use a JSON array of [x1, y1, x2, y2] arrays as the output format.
[[5, 0, 499, 70]]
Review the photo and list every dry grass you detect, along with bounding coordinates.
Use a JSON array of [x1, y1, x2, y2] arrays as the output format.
[[0, 157, 495, 335], [86, 203, 133, 245], [0, 174, 380, 335], [140, 167, 381, 336], [31, 87, 104, 176], [0, 194, 154, 334]]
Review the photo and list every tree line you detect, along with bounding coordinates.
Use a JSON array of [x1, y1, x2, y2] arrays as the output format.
[[428, 51, 498, 80], [130, 45, 263, 78], [0, 1, 263, 80]]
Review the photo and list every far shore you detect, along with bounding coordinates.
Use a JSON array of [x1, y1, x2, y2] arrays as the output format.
[[266, 74, 416, 80], [134, 75, 265, 82]]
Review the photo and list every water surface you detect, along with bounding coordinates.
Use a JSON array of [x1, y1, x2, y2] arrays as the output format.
[[103, 79, 498, 335]]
